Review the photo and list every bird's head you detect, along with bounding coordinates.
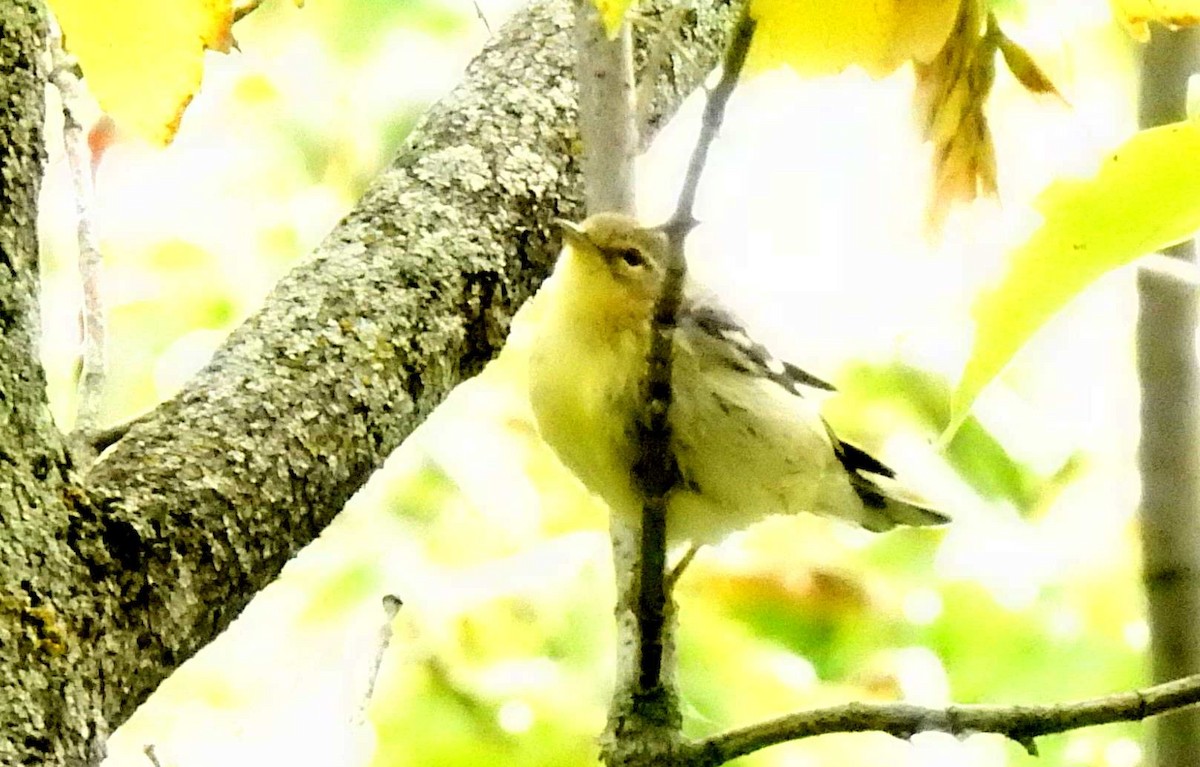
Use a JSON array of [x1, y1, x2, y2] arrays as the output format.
[[554, 213, 669, 309]]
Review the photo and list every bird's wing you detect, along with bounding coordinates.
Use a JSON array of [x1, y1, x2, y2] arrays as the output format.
[[675, 298, 949, 534], [681, 301, 836, 396]]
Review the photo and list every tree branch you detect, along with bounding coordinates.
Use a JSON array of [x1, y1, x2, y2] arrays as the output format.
[[575, 0, 637, 214], [688, 673, 1200, 765]]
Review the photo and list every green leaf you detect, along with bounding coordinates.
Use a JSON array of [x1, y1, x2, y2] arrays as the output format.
[[952, 119, 1200, 431]]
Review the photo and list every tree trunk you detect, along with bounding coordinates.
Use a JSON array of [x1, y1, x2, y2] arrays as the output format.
[[1137, 23, 1200, 767], [0, 3, 115, 764]]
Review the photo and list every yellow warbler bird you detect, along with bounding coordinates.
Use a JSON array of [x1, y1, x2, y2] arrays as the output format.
[[528, 213, 948, 544]]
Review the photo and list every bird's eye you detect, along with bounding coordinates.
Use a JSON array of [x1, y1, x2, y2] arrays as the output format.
[[616, 248, 645, 268]]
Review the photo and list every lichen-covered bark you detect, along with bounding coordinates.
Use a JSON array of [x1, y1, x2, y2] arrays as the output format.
[[46, 0, 742, 753], [0, 3, 107, 764]]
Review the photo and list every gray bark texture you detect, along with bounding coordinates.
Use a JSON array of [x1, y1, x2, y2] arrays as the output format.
[[0, 0, 742, 762], [1136, 23, 1200, 767], [2, 2, 107, 764]]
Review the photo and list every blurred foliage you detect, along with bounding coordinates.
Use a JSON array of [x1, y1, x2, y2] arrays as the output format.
[[43, 0, 460, 429], [319, 0, 467, 53], [954, 119, 1200, 428], [829, 361, 1083, 514]]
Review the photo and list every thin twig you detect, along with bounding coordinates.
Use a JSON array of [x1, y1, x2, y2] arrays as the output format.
[[667, 5, 755, 231], [665, 543, 699, 590], [631, 1, 756, 697], [687, 672, 1200, 765], [49, 27, 107, 456], [570, 0, 647, 737], [143, 744, 162, 767], [352, 595, 403, 725], [1135, 25, 1200, 767], [472, 0, 494, 35]]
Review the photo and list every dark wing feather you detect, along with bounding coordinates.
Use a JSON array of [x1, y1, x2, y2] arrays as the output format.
[[825, 420, 950, 528], [684, 303, 835, 395], [829, 430, 896, 478]]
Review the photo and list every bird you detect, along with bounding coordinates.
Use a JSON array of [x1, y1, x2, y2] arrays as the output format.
[[526, 212, 948, 544]]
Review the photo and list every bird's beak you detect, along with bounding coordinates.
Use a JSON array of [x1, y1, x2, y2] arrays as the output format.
[[554, 218, 592, 252]]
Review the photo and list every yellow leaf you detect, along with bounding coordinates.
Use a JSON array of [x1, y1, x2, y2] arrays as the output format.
[[1112, 0, 1200, 41], [894, 0, 969, 65], [592, 0, 632, 39], [51, 0, 234, 146], [951, 120, 1200, 431], [747, 0, 961, 77]]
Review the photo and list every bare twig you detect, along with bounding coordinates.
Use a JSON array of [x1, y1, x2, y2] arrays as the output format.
[[667, 5, 755, 231], [142, 744, 162, 767], [686, 672, 1200, 765], [48, 27, 106, 456], [354, 594, 403, 723], [630, 1, 756, 698], [665, 543, 699, 590], [569, 0, 672, 753], [598, 11, 756, 766], [472, 0, 494, 35]]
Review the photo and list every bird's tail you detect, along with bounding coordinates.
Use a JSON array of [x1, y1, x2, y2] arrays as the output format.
[[850, 470, 949, 532], [834, 438, 950, 532]]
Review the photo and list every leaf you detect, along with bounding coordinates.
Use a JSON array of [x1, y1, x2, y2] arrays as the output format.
[[915, 1, 998, 232], [952, 119, 1200, 430], [51, 0, 234, 146], [996, 31, 1065, 101], [591, 0, 633, 38], [1112, 0, 1200, 42], [746, 0, 962, 77]]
